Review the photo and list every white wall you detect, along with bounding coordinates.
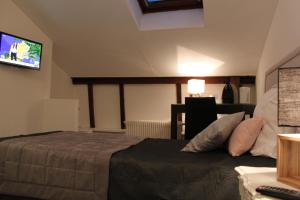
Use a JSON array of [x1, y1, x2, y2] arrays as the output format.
[[74, 85, 90, 130], [76, 84, 233, 130], [257, 0, 300, 101], [94, 85, 121, 130], [49, 62, 79, 131], [125, 84, 176, 121], [51, 62, 91, 131], [50, 62, 76, 99], [72, 83, 255, 131], [1, 0, 260, 134], [13, 0, 278, 78], [42, 99, 79, 132], [0, 0, 53, 136]]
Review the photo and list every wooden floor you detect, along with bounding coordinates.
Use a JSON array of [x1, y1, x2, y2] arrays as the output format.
[[0, 195, 40, 200]]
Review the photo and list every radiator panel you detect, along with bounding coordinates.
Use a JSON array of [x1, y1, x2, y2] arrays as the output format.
[[125, 120, 171, 139]]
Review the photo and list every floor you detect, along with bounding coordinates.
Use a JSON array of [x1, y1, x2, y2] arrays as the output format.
[[0, 195, 40, 200]]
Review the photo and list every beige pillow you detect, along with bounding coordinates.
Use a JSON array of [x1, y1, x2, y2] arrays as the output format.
[[182, 112, 245, 152], [250, 87, 296, 158], [228, 117, 263, 157]]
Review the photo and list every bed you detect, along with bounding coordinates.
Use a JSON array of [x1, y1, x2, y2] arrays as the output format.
[[0, 104, 276, 200], [107, 48, 300, 200], [107, 103, 276, 200], [108, 139, 275, 200], [0, 131, 142, 200]]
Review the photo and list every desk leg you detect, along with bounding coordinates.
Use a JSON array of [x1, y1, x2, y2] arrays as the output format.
[[171, 106, 178, 140]]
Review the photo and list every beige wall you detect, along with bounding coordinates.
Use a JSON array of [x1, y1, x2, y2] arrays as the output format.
[[94, 85, 121, 130], [50, 62, 76, 99], [125, 84, 177, 121], [49, 63, 79, 131], [13, 0, 278, 78], [257, 0, 300, 101], [1, 0, 261, 134], [50, 68, 256, 130], [0, 0, 53, 136], [73, 83, 255, 131], [42, 99, 79, 132], [74, 85, 90, 130]]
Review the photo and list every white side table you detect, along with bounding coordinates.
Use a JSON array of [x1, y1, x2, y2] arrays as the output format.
[[235, 166, 299, 200]]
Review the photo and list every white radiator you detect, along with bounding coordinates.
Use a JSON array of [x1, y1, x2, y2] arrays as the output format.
[[125, 120, 171, 139]]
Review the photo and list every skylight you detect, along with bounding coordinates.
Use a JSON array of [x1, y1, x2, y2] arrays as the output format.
[[138, 0, 203, 13], [127, 0, 204, 30]]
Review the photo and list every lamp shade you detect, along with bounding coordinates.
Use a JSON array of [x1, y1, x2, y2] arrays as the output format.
[[187, 79, 205, 95]]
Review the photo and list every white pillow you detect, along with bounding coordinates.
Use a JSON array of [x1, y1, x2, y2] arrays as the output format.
[[250, 87, 296, 158]]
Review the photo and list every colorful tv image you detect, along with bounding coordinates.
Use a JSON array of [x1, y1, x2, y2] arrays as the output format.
[[0, 32, 42, 70]]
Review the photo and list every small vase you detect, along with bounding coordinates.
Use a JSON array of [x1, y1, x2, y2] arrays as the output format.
[[222, 83, 234, 104]]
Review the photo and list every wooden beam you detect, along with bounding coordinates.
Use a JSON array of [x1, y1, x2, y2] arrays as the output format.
[[176, 83, 183, 122], [176, 83, 182, 104], [87, 84, 95, 128], [72, 76, 255, 85], [119, 84, 126, 129], [239, 76, 255, 85]]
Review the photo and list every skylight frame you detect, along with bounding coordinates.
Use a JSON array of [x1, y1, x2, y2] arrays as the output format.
[[137, 0, 203, 14]]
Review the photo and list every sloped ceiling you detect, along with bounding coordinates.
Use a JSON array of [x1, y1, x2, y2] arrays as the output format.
[[13, 0, 278, 77]]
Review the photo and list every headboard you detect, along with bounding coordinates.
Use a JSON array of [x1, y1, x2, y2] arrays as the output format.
[[265, 46, 300, 92], [170, 103, 255, 139]]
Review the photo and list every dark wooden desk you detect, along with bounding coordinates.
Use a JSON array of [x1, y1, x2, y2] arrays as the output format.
[[171, 104, 256, 140]]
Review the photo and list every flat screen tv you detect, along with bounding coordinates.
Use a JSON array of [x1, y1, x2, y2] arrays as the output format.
[[0, 32, 43, 70]]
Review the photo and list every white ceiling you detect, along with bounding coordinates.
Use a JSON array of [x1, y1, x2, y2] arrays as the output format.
[[13, 0, 278, 77]]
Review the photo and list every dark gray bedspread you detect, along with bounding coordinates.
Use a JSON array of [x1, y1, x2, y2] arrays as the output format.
[[108, 139, 275, 200]]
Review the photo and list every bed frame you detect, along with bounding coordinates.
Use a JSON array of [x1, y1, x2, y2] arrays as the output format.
[[170, 103, 256, 139]]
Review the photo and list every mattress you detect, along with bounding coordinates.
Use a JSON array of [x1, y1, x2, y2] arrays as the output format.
[[108, 138, 276, 200]]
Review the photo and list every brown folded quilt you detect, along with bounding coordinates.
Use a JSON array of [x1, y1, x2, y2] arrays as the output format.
[[0, 131, 143, 200]]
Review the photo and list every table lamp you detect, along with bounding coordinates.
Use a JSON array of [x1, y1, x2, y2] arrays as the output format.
[[187, 79, 205, 97]]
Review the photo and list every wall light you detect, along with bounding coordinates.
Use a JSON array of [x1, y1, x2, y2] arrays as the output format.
[[187, 79, 205, 97]]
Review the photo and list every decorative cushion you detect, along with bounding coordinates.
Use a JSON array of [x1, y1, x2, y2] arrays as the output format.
[[250, 87, 296, 158], [228, 117, 264, 157], [182, 112, 245, 152]]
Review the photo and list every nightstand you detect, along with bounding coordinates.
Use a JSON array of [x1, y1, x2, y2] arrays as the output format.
[[277, 134, 300, 189], [235, 166, 299, 200]]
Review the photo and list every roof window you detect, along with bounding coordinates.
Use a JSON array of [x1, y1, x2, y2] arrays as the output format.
[[138, 0, 203, 13]]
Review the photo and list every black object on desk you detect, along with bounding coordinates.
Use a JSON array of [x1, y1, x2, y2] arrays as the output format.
[[222, 83, 234, 103], [185, 97, 217, 140], [171, 103, 256, 140]]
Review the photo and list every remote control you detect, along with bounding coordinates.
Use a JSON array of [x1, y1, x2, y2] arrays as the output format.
[[256, 185, 300, 200]]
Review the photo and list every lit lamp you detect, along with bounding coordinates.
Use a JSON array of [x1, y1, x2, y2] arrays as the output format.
[[187, 79, 205, 97]]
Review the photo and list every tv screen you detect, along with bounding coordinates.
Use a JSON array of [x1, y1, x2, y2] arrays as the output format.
[[0, 32, 42, 70]]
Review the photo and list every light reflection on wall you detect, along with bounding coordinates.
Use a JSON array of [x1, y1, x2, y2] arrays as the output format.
[[177, 46, 224, 76]]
